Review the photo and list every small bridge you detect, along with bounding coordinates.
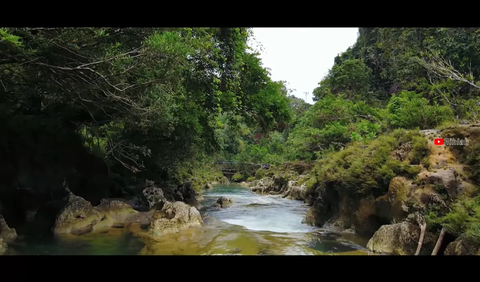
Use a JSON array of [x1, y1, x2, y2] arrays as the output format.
[[215, 161, 261, 178]]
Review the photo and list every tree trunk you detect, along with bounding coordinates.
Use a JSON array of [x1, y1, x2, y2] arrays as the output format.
[[432, 227, 447, 255], [415, 223, 427, 255]]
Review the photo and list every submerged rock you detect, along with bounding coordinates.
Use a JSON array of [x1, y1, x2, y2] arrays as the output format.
[[213, 197, 232, 208], [0, 237, 7, 255], [366, 221, 437, 255], [148, 201, 202, 237], [444, 237, 480, 255]]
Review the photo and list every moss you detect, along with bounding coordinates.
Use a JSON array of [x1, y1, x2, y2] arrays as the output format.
[[246, 176, 255, 182], [232, 173, 244, 182], [435, 120, 459, 130], [436, 195, 480, 244], [408, 135, 429, 165], [304, 177, 317, 192], [297, 176, 308, 186], [312, 129, 426, 195], [433, 184, 449, 198], [421, 156, 430, 169], [395, 182, 409, 203], [255, 168, 266, 179], [412, 178, 424, 186]]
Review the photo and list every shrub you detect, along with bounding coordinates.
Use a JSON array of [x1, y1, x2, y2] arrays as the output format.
[[311, 129, 427, 195], [386, 91, 454, 129], [232, 173, 244, 182]]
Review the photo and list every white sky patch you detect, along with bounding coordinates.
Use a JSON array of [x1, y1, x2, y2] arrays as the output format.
[[248, 28, 359, 104]]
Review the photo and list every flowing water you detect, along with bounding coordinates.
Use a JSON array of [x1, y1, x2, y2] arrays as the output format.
[[8, 184, 371, 255]]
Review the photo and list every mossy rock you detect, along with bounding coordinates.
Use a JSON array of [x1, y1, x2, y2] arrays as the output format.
[[232, 173, 244, 182]]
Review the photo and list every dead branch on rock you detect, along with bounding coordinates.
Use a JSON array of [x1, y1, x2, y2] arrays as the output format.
[[409, 212, 427, 255], [431, 226, 447, 255]]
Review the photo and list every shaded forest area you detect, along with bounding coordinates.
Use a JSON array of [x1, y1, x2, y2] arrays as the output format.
[[0, 28, 292, 229]]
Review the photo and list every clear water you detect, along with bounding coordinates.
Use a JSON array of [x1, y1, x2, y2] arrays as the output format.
[[8, 184, 370, 255]]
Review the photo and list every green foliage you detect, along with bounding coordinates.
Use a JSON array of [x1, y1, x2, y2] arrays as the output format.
[[327, 58, 372, 100], [304, 177, 318, 192], [0, 27, 295, 189], [386, 91, 454, 129], [232, 173, 244, 182], [455, 98, 480, 122], [0, 29, 22, 47], [311, 130, 426, 194], [408, 135, 429, 165], [255, 168, 266, 179], [282, 95, 384, 161], [465, 143, 480, 184], [4, 27, 480, 248], [432, 196, 480, 244]]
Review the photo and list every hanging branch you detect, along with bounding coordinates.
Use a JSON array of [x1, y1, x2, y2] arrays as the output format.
[[418, 54, 480, 91]]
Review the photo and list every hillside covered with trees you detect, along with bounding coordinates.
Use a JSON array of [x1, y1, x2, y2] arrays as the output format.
[[216, 28, 480, 254]]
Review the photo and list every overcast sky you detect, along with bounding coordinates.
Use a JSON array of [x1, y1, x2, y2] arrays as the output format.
[[249, 28, 359, 104]]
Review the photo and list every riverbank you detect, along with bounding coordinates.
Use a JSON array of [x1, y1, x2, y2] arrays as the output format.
[[3, 184, 371, 255], [241, 125, 480, 255], [1, 125, 478, 255]]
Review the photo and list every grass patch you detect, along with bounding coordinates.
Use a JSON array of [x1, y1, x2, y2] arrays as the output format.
[[232, 173, 244, 182], [425, 195, 480, 245], [310, 129, 428, 195], [407, 135, 429, 165]]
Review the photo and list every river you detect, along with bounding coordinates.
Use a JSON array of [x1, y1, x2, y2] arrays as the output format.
[[8, 184, 371, 255]]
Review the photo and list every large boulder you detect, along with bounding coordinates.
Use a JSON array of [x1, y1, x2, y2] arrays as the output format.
[[142, 181, 167, 210], [0, 215, 17, 242], [54, 193, 110, 235], [148, 201, 202, 237], [444, 237, 480, 255], [213, 197, 232, 208], [420, 168, 462, 199], [53, 192, 151, 236], [250, 177, 275, 194], [283, 180, 307, 200], [304, 177, 414, 236], [96, 199, 138, 222], [366, 221, 437, 255], [174, 182, 199, 208]]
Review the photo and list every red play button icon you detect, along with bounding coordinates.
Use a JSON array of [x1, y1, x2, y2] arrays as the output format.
[[434, 138, 444, 145]]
